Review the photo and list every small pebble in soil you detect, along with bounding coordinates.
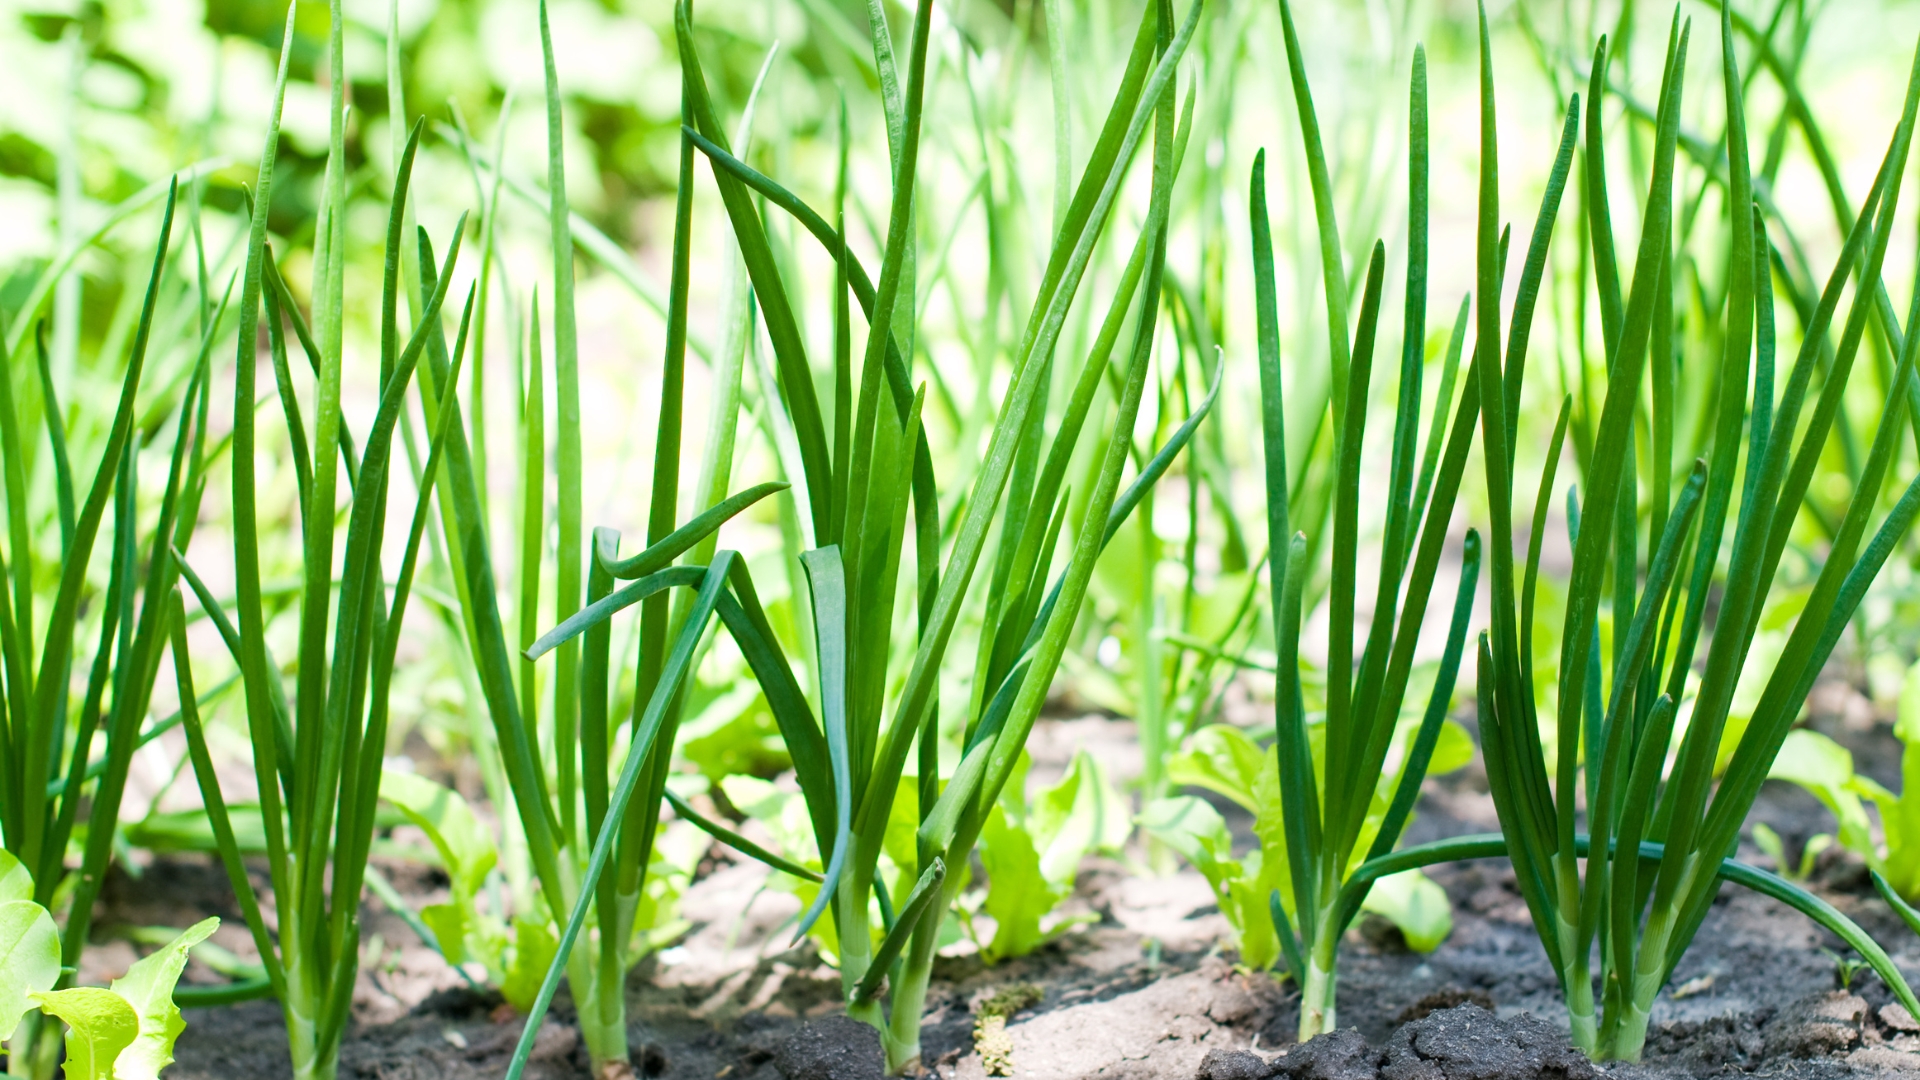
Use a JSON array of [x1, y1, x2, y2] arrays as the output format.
[[1196, 1046, 1280, 1080], [774, 1015, 884, 1080], [1886, 1003, 1920, 1033]]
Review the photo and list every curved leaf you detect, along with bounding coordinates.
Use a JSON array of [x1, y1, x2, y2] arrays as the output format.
[[0, 898, 59, 1040], [111, 917, 219, 1080], [30, 987, 138, 1080]]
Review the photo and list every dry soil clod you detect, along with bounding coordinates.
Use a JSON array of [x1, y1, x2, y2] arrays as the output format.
[[774, 1015, 886, 1080], [1196, 1046, 1282, 1080], [1253, 1003, 1601, 1080]]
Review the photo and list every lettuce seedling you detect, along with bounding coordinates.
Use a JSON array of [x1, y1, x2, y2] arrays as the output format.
[[378, 771, 503, 981], [377, 772, 538, 1009], [2, 852, 213, 1080], [380, 768, 709, 1011], [977, 751, 1130, 962], [1135, 795, 1274, 964], [1750, 823, 1831, 884], [1767, 660, 1920, 902], [1764, 731, 1882, 872], [1145, 718, 1472, 969], [0, 853, 60, 1068]]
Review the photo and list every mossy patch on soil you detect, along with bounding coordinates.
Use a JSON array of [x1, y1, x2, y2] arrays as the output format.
[[970, 984, 1042, 1076]]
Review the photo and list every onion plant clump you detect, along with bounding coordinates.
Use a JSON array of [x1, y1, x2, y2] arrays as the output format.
[[500, 0, 1211, 1073], [0, 179, 220, 1079], [1380, 4, 1920, 1063], [330, 1, 889, 1075], [417, 6, 805, 1076], [1241, 4, 1485, 1041], [163, 9, 497, 1078]]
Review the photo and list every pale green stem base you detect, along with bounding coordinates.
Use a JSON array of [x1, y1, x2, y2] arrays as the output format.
[[283, 947, 337, 1080], [1595, 860, 1698, 1063], [1604, 915, 1678, 1063], [567, 928, 630, 1075], [1556, 910, 1596, 1057], [285, 997, 337, 1080], [1297, 920, 1340, 1042], [1567, 981, 1598, 1059], [880, 872, 962, 1075]]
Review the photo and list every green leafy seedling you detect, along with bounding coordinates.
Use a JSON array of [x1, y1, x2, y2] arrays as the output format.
[[17, 918, 215, 1080], [1750, 823, 1830, 884], [499, 918, 558, 1016], [1775, 660, 1920, 902], [28, 990, 136, 1080], [0, 857, 60, 1052], [977, 750, 1128, 962], [1147, 718, 1470, 968], [1871, 661, 1920, 898], [378, 771, 506, 976], [1826, 949, 1872, 992], [1764, 732, 1880, 872], [1136, 794, 1274, 964], [106, 918, 218, 1080]]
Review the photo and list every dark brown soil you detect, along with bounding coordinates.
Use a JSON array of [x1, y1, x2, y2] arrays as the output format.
[[120, 709, 1920, 1079], [775, 1016, 885, 1080]]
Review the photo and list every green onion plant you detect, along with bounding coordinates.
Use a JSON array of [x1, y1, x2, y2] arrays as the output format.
[[0, 175, 226, 1078], [403, 4, 804, 1075], [167, 9, 497, 1076], [504, 0, 1216, 1072], [1372, 4, 1920, 1062], [1231, 4, 1485, 1040]]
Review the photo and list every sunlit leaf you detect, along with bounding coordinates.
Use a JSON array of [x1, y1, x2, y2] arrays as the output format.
[[110, 917, 220, 1080]]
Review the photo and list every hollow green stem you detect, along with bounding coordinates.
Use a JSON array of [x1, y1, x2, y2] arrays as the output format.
[[567, 930, 626, 1072], [880, 869, 960, 1075], [283, 948, 332, 1080], [1297, 920, 1339, 1040], [1556, 855, 1596, 1056]]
